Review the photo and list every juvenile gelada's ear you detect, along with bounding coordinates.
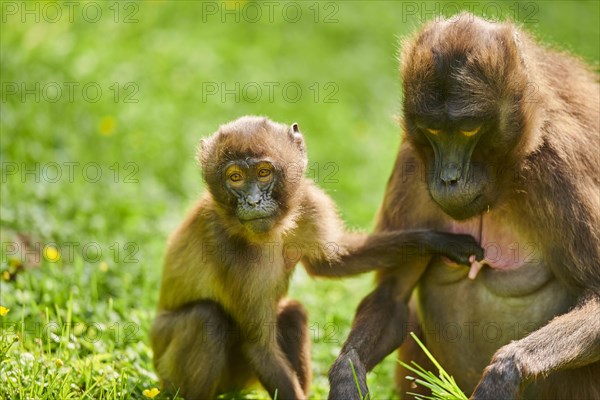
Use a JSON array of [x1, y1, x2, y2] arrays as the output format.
[[289, 123, 306, 151], [196, 138, 208, 166]]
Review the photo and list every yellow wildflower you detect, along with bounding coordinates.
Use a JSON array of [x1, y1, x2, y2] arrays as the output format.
[[43, 245, 61, 262], [143, 388, 160, 398], [99, 261, 109, 272], [0, 306, 9, 316], [99, 116, 117, 136]]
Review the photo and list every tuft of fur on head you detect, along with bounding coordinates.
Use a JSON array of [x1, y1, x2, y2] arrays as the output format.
[[197, 116, 307, 177]]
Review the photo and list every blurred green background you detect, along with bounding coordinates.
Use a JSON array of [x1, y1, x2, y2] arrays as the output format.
[[1, 1, 598, 398]]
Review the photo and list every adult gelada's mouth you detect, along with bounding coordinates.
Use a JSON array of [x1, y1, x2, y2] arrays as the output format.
[[457, 193, 483, 211], [439, 194, 483, 220]]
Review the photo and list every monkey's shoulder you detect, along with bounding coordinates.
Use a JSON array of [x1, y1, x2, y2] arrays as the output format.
[[284, 180, 345, 249]]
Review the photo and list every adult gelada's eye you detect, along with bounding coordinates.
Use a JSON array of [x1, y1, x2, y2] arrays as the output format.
[[427, 128, 441, 135], [460, 126, 481, 137]]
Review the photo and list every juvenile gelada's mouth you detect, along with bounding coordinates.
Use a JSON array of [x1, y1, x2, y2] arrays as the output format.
[[240, 216, 269, 222]]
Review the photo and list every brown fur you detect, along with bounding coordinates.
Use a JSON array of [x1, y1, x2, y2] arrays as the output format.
[[150, 116, 482, 399], [329, 13, 600, 400]]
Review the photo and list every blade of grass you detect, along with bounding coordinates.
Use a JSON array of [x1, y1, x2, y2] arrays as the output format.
[[399, 332, 468, 400], [349, 359, 367, 400]]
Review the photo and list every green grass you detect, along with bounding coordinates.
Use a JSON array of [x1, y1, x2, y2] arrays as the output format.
[[400, 333, 467, 400], [1, 1, 598, 399]]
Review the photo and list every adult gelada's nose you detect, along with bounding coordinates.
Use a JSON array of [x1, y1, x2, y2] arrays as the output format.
[[441, 163, 461, 185]]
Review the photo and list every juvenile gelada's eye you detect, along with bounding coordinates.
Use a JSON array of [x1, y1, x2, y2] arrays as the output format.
[[258, 168, 271, 178], [226, 165, 244, 184], [256, 162, 273, 180], [229, 173, 242, 182], [427, 128, 441, 135], [460, 126, 481, 137]]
